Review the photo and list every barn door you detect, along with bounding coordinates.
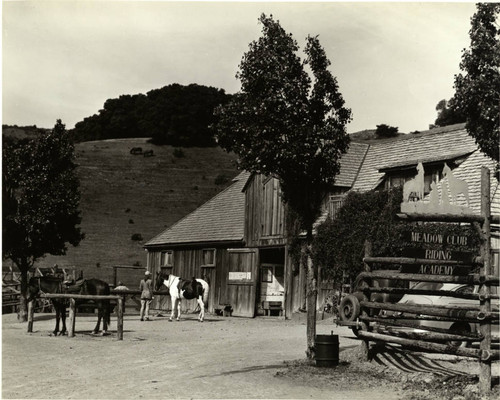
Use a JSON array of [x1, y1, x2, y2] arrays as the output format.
[[226, 248, 258, 317]]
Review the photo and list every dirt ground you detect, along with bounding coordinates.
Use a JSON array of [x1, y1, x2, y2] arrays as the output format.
[[2, 311, 499, 399]]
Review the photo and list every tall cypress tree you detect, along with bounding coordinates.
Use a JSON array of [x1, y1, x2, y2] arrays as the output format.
[[213, 14, 351, 358]]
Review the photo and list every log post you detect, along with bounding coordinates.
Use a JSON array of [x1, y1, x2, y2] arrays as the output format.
[[359, 240, 372, 360], [27, 300, 34, 333], [68, 298, 76, 338], [479, 167, 492, 394], [117, 297, 124, 341]]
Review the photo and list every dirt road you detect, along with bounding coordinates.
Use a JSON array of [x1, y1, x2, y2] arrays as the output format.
[[2, 312, 496, 399]]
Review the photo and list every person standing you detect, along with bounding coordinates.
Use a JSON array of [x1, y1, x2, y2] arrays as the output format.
[[139, 271, 153, 321]]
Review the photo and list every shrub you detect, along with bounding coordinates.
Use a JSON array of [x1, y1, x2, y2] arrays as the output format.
[[128, 219, 134, 224], [313, 186, 480, 285], [131, 233, 143, 241], [214, 174, 229, 185], [375, 124, 399, 138]]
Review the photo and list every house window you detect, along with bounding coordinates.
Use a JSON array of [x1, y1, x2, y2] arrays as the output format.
[[261, 177, 284, 237], [161, 251, 173, 267], [328, 195, 345, 219], [202, 249, 216, 267], [385, 169, 442, 195]]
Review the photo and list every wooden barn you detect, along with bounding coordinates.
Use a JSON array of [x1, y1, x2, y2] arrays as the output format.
[[144, 123, 500, 318]]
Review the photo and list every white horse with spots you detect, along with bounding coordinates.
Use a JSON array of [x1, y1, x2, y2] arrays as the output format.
[[155, 272, 209, 322]]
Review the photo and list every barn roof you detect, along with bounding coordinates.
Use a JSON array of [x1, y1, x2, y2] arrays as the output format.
[[334, 142, 370, 187], [144, 171, 250, 247], [146, 123, 498, 247]]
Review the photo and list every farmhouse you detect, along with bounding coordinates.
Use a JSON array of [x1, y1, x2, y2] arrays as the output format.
[[144, 123, 500, 318]]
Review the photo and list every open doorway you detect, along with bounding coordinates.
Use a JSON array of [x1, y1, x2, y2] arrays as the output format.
[[258, 248, 285, 316]]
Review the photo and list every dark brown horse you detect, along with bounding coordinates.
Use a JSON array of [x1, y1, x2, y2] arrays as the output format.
[[27, 276, 67, 336], [27, 276, 112, 335]]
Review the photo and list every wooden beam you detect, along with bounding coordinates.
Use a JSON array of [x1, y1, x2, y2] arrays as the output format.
[[360, 301, 497, 320], [357, 271, 499, 285], [397, 212, 484, 223], [363, 286, 500, 300], [117, 298, 123, 341], [27, 301, 34, 333], [40, 293, 122, 300], [363, 256, 481, 266], [357, 330, 481, 358], [361, 316, 483, 339], [479, 166, 492, 394], [68, 298, 76, 338]]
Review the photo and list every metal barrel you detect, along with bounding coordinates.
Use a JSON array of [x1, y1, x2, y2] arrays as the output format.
[[315, 334, 339, 367]]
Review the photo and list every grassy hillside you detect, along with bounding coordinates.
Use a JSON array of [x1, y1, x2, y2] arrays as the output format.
[[27, 138, 239, 282]]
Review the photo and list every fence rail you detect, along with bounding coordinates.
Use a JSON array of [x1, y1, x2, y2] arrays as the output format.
[[355, 167, 498, 394], [28, 293, 125, 340]]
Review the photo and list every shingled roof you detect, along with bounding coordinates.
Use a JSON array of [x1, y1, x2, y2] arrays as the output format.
[[351, 124, 478, 192], [145, 124, 498, 247], [435, 149, 500, 216], [334, 142, 369, 187], [144, 172, 250, 247]]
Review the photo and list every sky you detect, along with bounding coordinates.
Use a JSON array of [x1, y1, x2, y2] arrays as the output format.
[[2, 1, 478, 134]]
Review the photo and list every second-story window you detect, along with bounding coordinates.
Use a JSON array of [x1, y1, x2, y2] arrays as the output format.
[[384, 167, 442, 195]]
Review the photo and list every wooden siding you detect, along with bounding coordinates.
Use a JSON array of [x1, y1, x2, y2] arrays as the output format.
[[245, 175, 286, 247], [148, 246, 240, 314], [223, 248, 259, 317]]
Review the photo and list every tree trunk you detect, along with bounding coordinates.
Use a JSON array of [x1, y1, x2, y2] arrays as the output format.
[[17, 261, 30, 322], [305, 234, 317, 360]]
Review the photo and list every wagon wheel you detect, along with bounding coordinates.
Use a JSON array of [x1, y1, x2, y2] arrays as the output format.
[[339, 294, 360, 322]]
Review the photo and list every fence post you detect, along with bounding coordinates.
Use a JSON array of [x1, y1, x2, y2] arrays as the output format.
[[27, 301, 34, 333], [68, 298, 76, 338], [479, 167, 492, 394], [117, 297, 124, 340], [360, 240, 372, 360]]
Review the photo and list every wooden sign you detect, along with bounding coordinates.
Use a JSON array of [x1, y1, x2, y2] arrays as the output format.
[[400, 229, 475, 275], [400, 162, 474, 215], [228, 272, 251, 281], [400, 264, 472, 276], [402, 231, 469, 247], [402, 248, 474, 264]]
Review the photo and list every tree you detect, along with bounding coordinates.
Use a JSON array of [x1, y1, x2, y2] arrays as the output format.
[[3, 120, 84, 321], [375, 124, 399, 138], [72, 83, 230, 146], [452, 3, 500, 165], [213, 14, 351, 358], [434, 98, 466, 127]]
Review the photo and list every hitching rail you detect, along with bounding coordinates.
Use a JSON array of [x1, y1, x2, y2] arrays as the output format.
[[28, 293, 124, 340]]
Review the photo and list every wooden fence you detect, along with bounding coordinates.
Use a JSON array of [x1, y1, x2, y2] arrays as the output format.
[[353, 167, 499, 394], [28, 294, 125, 340], [26, 289, 167, 340]]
